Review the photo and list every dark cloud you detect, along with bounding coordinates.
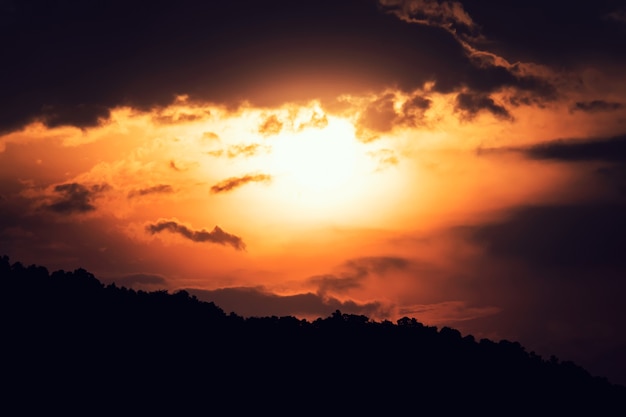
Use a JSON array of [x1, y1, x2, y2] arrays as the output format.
[[453, 200, 626, 386], [344, 256, 410, 275], [357, 93, 433, 136], [309, 274, 364, 295], [524, 135, 626, 163], [186, 287, 389, 319], [571, 100, 624, 113], [466, 204, 626, 270], [484, 135, 626, 223], [210, 174, 271, 194], [127, 184, 173, 198], [0, 0, 573, 134], [399, 94, 432, 125], [40, 103, 111, 129], [310, 256, 410, 295], [45, 182, 109, 214], [379, 0, 479, 40], [455, 92, 511, 120], [460, 0, 626, 68], [146, 220, 245, 250], [377, 1, 560, 101]]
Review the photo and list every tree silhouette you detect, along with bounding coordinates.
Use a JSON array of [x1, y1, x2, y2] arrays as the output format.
[[1, 254, 624, 415]]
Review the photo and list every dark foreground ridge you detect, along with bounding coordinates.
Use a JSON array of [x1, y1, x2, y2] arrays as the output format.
[[2, 255, 625, 415]]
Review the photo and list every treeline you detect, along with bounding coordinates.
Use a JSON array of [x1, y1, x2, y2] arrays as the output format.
[[1, 255, 624, 415]]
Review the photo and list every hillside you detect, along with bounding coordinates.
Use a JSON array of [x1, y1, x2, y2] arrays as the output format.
[[1, 255, 625, 415]]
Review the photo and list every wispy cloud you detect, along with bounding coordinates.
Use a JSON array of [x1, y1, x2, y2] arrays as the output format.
[[210, 174, 272, 194], [309, 256, 410, 296], [378, 0, 478, 38], [455, 92, 512, 120], [297, 111, 329, 131], [570, 100, 624, 113], [523, 135, 626, 163], [368, 149, 399, 171], [127, 184, 174, 198], [146, 219, 245, 250], [207, 143, 269, 159]]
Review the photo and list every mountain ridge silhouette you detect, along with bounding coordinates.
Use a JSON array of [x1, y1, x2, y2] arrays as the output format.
[[2, 254, 624, 415]]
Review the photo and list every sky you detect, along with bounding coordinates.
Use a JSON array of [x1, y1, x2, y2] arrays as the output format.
[[2, 0, 626, 385]]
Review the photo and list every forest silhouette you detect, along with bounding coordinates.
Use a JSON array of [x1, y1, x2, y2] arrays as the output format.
[[2, 254, 625, 415]]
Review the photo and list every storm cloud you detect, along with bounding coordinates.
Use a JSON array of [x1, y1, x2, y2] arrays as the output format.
[[0, 0, 578, 134]]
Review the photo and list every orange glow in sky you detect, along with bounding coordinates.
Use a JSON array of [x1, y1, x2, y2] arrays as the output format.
[[3, 0, 626, 386]]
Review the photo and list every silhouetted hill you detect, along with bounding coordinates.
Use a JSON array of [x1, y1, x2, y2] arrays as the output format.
[[2, 255, 625, 415]]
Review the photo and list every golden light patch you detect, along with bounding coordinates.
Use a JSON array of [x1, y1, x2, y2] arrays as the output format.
[[270, 116, 359, 193]]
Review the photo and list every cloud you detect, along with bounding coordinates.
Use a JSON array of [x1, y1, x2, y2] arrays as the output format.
[[297, 112, 329, 131], [208, 144, 268, 159], [127, 184, 174, 198], [146, 220, 245, 250], [309, 256, 411, 296], [468, 2, 626, 68], [378, 0, 478, 38], [152, 112, 206, 124], [210, 174, 271, 194], [169, 161, 182, 171], [45, 182, 109, 214], [465, 204, 626, 269], [523, 135, 626, 163], [2, 0, 577, 135], [344, 256, 410, 275], [357, 94, 398, 133], [309, 274, 363, 295], [185, 287, 390, 319], [377, 0, 562, 104], [207, 150, 224, 157], [571, 100, 624, 113], [226, 144, 265, 158], [258, 115, 283, 137], [455, 92, 512, 120], [355, 92, 433, 137], [40, 103, 111, 129], [202, 132, 220, 140], [399, 94, 432, 125], [368, 149, 399, 171]]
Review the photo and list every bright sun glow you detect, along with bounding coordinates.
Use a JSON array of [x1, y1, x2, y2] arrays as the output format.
[[270, 116, 359, 192]]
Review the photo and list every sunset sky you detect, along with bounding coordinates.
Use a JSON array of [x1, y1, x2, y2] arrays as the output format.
[[2, 0, 626, 385]]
